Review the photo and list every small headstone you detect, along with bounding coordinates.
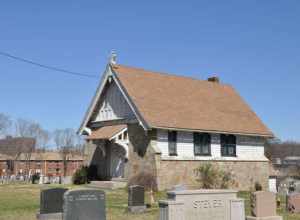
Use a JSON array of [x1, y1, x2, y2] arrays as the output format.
[[295, 182, 300, 193], [230, 199, 245, 220], [246, 191, 282, 220], [44, 176, 50, 184], [159, 200, 185, 220], [250, 191, 276, 217], [287, 193, 300, 213], [128, 185, 146, 213], [40, 188, 68, 214], [171, 184, 187, 191], [63, 189, 106, 220], [62, 176, 72, 184]]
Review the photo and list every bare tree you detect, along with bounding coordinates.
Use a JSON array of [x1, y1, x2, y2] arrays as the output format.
[[75, 134, 85, 154], [0, 113, 11, 136], [15, 118, 38, 138], [36, 129, 50, 152], [15, 118, 50, 148], [53, 128, 77, 177], [53, 128, 75, 147], [14, 118, 51, 178]]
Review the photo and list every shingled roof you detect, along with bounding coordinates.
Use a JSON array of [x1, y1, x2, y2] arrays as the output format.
[[80, 63, 273, 137], [87, 124, 127, 140], [0, 136, 36, 157], [112, 64, 273, 137]]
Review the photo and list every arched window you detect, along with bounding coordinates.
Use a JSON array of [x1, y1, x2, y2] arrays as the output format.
[[194, 133, 211, 156], [221, 134, 236, 157]]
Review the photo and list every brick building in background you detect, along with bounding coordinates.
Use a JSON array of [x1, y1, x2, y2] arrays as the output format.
[[0, 154, 12, 176], [0, 136, 36, 176], [0, 136, 84, 177], [0, 136, 35, 157], [13, 152, 83, 177]]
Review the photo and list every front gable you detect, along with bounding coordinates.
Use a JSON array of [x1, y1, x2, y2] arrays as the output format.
[[91, 80, 135, 122], [79, 64, 148, 135]]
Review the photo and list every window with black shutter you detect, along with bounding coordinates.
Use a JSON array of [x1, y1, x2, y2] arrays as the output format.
[[221, 134, 236, 157], [194, 133, 211, 156], [168, 131, 177, 156]]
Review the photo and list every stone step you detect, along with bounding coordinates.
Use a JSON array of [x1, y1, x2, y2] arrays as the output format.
[[87, 180, 127, 190]]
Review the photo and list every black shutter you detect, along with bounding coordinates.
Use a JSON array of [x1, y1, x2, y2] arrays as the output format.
[[221, 134, 227, 156], [168, 131, 177, 156], [202, 133, 211, 155], [194, 133, 201, 155]]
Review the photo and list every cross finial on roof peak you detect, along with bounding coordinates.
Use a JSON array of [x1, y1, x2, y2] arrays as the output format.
[[109, 50, 117, 65]]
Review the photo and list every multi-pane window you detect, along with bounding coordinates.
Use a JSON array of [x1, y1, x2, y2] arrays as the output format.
[[118, 134, 122, 140], [194, 133, 211, 156], [221, 134, 236, 157], [168, 131, 177, 156], [123, 130, 128, 140]]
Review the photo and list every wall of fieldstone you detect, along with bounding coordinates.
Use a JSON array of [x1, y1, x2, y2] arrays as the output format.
[[126, 124, 160, 182], [124, 125, 269, 191], [156, 159, 269, 191]]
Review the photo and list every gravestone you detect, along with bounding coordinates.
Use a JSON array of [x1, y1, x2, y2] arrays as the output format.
[[250, 191, 276, 217], [39, 175, 44, 184], [40, 188, 67, 214], [128, 185, 146, 213], [171, 184, 187, 191], [63, 189, 106, 220], [37, 188, 67, 220], [287, 193, 300, 213], [246, 191, 282, 220], [295, 182, 300, 193], [159, 189, 245, 220], [230, 199, 245, 220], [159, 200, 185, 220]]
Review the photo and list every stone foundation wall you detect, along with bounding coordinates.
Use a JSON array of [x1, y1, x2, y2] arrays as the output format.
[[156, 160, 269, 191], [126, 124, 159, 182], [125, 125, 269, 191]]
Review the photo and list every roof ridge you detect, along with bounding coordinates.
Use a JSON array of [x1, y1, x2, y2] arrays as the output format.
[[113, 64, 231, 87]]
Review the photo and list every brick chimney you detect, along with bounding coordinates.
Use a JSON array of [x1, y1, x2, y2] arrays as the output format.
[[207, 76, 220, 83]]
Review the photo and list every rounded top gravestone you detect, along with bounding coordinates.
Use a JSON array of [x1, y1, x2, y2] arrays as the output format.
[[63, 189, 106, 220], [128, 185, 145, 207], [40, 188, 68, 214]]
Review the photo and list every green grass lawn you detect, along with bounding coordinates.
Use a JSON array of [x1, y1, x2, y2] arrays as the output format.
[[0, 184, 299, 220]]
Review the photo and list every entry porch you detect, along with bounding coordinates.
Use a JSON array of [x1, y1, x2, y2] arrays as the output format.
[[84, 125, 129, 181]]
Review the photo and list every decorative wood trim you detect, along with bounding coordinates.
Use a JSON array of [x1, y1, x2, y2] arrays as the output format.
[[152, 126, 272, 138], [78, 64, 149, 135], [90, 118, 138, 128], [110, 65, 150, 130]]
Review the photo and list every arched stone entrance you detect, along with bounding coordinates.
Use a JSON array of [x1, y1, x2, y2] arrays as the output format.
[[87, 140, 128, 180], [110, 143, 127, 179]]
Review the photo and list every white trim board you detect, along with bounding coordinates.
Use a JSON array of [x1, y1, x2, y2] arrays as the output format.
[[78, 64, 149, 135]]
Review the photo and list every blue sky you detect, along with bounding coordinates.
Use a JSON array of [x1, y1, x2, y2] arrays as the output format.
[[0, 1, 299, 141]]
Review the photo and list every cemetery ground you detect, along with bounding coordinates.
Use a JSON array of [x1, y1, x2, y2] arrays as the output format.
[[0, 184, 300, 220]]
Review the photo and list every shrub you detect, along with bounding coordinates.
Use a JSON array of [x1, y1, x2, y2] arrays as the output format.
[[254, 182, 263, 191], [194, 163, 219, 189], [194, 163, 233, 189], [220, 169, 233, 189], [73, 166, 89, 185], [127, 171, 157, 192], [87, 165, 98, 181], [31, 173, 40, 184]]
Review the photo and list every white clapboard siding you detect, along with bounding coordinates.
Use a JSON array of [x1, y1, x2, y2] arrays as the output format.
[[156, 129, 267, 161], [96, 82, 134, 121]]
